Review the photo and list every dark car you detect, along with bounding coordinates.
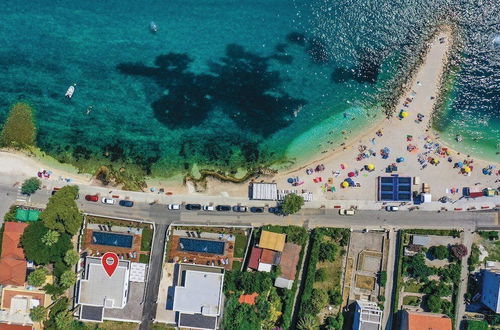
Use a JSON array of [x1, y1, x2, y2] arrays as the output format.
[[185, 204, 202, 211], [216, 205, 231, 212], [85, 194, 99, 202], [119, 200, 134, 207], [232, 205, 248, 212], [268, 207, 280, 214], [250, 207, 264, 213]]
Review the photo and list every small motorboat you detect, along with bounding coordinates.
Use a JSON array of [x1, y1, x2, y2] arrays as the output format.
[[65, 84, 75, 98], [456, 135, 463, 142], [150, 21, 158, 33]]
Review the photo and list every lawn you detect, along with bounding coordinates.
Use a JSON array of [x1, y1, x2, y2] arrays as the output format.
[[86, 320, 139, 330], [355, 274, 375, 290], [139, 254, 150, 264], [403, 295, 421, 306], [483, 240, 500, 262], [232, 260, 242, 271], [141, 228, 153, 252], [234, 234, 247, 258], [313, 248, 344, 290], [405, 280, 423, 293]]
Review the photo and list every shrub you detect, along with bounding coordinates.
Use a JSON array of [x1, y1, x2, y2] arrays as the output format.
[[28, 268, 48, 287], [479, 231, 499, 241], [426, 294, 442, 313], [319, 242, 338, 262], [329, 289, 342, 306], [297, 314, 318, 330], [310, 289, 328, 313], [0, 102, 36, 148], [315, 268, 327, 282], [325, 314, 344, 330], [21, 177, 41, 195], [451, 244, 468, 259], [429, 245, 449, 260], [468, 244, 481, 271], [281, 193, 304, 215], [379, 271, 387, 287], [466, 320, 489, 330]]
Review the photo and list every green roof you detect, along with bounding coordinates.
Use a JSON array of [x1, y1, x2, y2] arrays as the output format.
[[15, 208, 40, 221]]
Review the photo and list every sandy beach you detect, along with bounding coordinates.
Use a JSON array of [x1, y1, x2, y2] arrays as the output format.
[[0, 27, 498, 203], [201, 27, 499, 201]]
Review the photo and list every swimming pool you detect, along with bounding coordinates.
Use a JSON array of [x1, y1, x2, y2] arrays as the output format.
[[92, 231, 133, 248], [179, 238, 225, 255]]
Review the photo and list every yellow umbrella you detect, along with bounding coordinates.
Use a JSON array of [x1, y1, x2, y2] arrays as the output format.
[[464, 166, 471, 173], [367, 164, 375, 171], [400, 111, 409, 118], [341, 181, 349, 188]]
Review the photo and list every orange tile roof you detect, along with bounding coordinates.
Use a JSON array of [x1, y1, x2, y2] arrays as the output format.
[[0, 324, 32, 330], [406, 311, 452, 330], [278, 243, 301, 280], [1, 288, 45, 309], [260, 249, 277, 265], [259, 231, 286, 252], [238, 293, 258, 305], [0, 259, 27, 286], [1, 222, 28, 260]]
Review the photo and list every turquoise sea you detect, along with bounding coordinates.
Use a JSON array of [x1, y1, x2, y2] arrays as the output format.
[[0, 0, 498, 177]]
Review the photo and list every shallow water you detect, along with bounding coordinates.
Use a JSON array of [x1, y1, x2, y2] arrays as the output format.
[[0, 0, 497, 177]]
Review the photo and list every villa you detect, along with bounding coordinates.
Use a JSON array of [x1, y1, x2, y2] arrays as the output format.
[[0, 285, 50, 327], [399, 311, 452, 330], [0, 223, 28, 287]]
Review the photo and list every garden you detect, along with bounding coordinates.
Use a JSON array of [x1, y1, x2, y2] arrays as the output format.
[[221, 225, 308, 330], [393, 230, 464, 327], [295, 227, 350, 330]]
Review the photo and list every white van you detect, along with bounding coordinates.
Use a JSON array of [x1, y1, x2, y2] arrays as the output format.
[[339, 209, 355, 216]]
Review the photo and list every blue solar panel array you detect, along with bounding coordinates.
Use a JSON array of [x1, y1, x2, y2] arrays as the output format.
[[378, 176, 412, 201]]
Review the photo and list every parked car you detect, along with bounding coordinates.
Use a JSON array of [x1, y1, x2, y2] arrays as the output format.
[[101, 197, 115, 205], [268, 207, 280, 214], [85, 194, 99, 202], [233, 205, 247, 212], [185, 204, 202, 211], [216, 205, 231, 212], [119, 200, 134, 207], [167, 204, 180, 210], [203, 205, 215, 211], [250, 207, 264, 213], [385, 206, 399, 211], [339, 208, 355, 215]]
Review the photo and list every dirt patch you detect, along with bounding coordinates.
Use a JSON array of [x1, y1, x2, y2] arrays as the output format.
[[355, 274, 376, 290]]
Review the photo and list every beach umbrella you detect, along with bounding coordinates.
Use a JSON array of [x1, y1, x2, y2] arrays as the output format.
[[367, 164, 375, 171], [400, 111, 409, 118], [287, 178, 294, 183], [348, 171, 355, 177], [341, 181, 349, 188], [464, 166, 471, 173], [396, 157, 405, 163], [457, 162, 464, 168]]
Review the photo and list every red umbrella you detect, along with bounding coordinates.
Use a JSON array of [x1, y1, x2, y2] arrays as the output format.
[[348, 171, 355, 177]]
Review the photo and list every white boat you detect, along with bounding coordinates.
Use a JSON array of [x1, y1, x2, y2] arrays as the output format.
[[150, 21, 158, 33], [65, 84, 75, 98]]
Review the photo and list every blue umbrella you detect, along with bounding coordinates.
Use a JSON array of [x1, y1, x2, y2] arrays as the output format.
[[457, 162, 464, 168], [287, 178, 294, 183]]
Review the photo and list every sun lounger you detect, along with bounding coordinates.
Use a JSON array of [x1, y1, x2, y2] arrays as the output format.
[[107, 225, 112, 231], [197, 232, 201, 238], [186, 231, 191, 237]]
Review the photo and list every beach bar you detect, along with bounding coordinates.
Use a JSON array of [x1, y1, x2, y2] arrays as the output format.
[[251, 182, 278, 200], [377, 176, 412, 201]]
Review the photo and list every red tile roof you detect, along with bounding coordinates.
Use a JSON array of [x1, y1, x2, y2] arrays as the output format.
[[248, 247, 262, 270], [260, 249, 277, 265], [1, 222, 28, 260], [1, 288, 45, 309], [0, 222, 28, 286], [278, 243, 301, 280], [405, 311, 452, 330], [238, 293, 259, 305]]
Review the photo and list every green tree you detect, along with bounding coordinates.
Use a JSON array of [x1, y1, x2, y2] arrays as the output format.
[[41, 185, 82, 235], [0, 102, 36, 148], [29, 305, 48, 322], [319, 242, 338, 262], [466, 320, 489, 330], [281, 193, 304, 215], [54, 310, 73, 329], [297, 314, 319, 330], [430, 245, 449, 260], [315, 268, 327, 282], [310, 288, 329, 313], [42, 230, 60, 246], [379, 271, 387, 287], [59, 270, 76, 288], [328, 289, 342, 306], [404, 253, 434, 281], [21, 177, 41, 195], [325, 314, 344, 330], [28, 268, 48, 287], [64, 249, 79, 266], [426, 295, 442, 313], [21, 222, 72, 265]]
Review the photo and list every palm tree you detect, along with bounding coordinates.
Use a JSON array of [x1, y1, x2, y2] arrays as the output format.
[[297, 314, 319, 330]]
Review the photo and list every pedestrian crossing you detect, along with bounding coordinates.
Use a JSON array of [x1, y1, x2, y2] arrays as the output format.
[[16, 186, 29, 203]]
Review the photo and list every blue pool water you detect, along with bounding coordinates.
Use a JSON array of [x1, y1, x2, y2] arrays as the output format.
[[92, 231, 133, 248], [179, 238, 225, 255]]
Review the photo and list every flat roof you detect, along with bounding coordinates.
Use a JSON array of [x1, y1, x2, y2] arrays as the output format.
[[80, 305, 104, 322], [179, 313, 217, 330], [173, 268, 224, 316], [78, 257, 130, 309], [251, 183, 277, 200]]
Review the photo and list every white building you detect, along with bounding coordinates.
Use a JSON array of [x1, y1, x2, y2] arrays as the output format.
[[352, 300, 382, 330]]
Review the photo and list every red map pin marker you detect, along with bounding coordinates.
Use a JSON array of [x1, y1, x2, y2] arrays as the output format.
[[101, 252, 119, 277]]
